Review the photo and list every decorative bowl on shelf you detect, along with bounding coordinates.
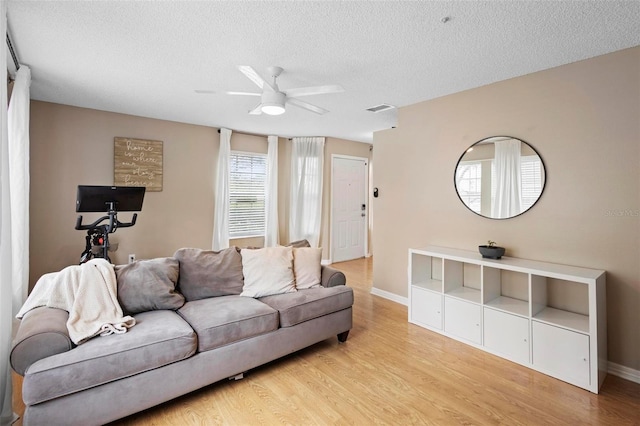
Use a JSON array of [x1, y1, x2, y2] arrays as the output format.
[[478, 245, 505, 259]]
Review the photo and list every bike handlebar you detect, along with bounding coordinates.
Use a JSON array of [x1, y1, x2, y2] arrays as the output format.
[[75, 213, 137, 232]]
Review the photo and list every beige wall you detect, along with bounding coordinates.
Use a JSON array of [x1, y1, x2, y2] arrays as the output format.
[[372, 47, 640, 370], [29, 102, 371, 288], [30, 102, 219, 285]]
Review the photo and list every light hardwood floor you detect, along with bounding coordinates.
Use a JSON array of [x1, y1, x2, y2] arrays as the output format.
[[13, 257, 640, 425]]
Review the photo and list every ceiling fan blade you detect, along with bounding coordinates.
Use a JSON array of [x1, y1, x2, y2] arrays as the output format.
[[248, 103, 263, 115], [285, 84, 344, 98], [238, 65, 277, 92], [286, 98, 328, 115], [226, 91, 261, 96], [238, 65, 265, 90]]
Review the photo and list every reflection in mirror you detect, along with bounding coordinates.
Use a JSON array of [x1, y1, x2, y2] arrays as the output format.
[[454, 136, 545, 219]]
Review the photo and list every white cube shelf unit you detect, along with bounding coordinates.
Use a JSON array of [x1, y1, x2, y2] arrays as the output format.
[[408, 246, 606, 393]]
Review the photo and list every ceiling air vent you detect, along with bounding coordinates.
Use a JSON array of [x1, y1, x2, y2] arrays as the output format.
[[366, 103, 395, 113]]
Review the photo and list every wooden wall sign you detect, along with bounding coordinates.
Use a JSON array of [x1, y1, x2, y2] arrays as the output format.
[[114, 137, 163, 192]]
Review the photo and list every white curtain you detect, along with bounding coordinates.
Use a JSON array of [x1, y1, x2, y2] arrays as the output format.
[[1, 3, 19, 423], [212, 128, 231, 250], [9, 65, 31, 312], [493, 139, 522, 218], [289, 137, 324, 248], [264, 135, 279, 247]]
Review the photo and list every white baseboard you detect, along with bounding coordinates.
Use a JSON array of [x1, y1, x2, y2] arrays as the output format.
[[321, 259, 332, 266], [608, 361, 640, 384], [370, 287, 408, 306]]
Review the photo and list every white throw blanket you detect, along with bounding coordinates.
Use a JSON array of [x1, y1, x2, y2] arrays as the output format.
[[17, 258, 135, 345]]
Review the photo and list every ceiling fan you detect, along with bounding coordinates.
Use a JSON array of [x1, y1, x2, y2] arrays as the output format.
[[226, 66, 344, 116]]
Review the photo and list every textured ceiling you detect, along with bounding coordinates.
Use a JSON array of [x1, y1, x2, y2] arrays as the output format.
[[7, 1, 640, 143]]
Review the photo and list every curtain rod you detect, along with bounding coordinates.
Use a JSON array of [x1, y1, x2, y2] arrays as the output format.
[[6, 32, 20, 72], [217, 128, 268, 138]]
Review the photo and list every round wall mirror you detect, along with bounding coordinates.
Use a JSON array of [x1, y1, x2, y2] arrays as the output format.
[[454, 136, 545, 219]]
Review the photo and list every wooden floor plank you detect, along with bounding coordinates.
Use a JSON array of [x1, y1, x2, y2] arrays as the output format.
[[12, 256, 640, 425]]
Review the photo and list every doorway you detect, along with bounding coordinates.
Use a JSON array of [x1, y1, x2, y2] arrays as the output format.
[[331, 155, 368, 263]]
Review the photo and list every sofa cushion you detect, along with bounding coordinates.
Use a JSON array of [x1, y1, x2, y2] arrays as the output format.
[[174, 247, 244, 301], [115, 257, 185, 314], [22, 310, 197, 405], [292, 247, 322, 290], [178, 296, 278, 352], [240, 247, 297, 298], [259, 285, 354, 327]]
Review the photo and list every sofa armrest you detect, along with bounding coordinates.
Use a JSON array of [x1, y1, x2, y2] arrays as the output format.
[[11, 307, 74, 376], [321, 265, 346, 288]]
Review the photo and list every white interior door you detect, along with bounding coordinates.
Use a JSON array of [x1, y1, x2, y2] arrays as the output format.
[[332, 156, 367, 263]]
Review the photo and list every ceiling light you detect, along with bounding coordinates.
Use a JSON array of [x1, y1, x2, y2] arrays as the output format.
[[261, 91, 286, 115], [261, 104, 285, 115]]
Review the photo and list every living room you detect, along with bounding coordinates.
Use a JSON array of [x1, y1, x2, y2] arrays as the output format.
[[2, 1, 640, 425]]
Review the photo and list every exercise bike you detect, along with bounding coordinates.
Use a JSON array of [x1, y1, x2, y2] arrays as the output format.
[[75, 186, 145, 264], [79, 226, 110, 264]]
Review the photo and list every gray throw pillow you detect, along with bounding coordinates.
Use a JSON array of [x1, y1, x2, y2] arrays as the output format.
[[173, 247, 245, 301], [115, 257, 185, 315], [286, 239, 311, 248]]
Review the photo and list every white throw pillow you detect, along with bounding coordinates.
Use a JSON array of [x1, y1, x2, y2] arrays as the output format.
[[293, 247, 322, 290], [240, 247, 296, 297]]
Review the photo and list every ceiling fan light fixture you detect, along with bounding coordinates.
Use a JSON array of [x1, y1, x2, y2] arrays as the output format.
[[261, 91, 286, 115], [261, 103, 285, 115]]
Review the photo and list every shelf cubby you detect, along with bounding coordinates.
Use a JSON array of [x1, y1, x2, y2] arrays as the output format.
[[483, 267, 529, 317], [443, 259, 481, 303], [531, 275, 590, 333], [410, 252, 442, 292]]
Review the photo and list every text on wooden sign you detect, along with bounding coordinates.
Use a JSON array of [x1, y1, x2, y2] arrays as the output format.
[[114, 137, 163, 191]]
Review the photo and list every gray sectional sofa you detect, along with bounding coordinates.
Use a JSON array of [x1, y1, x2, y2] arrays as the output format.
[[11, 246, 353, 425]]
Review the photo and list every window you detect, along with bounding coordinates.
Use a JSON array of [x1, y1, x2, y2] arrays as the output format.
[[455, 161, 482, 214], [229, 151, 266, 238], [520, 155, 544, 211]]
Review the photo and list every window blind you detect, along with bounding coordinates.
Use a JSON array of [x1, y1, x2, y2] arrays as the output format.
[[229, 151, 266, 238], [520, 155, 543, 210]]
